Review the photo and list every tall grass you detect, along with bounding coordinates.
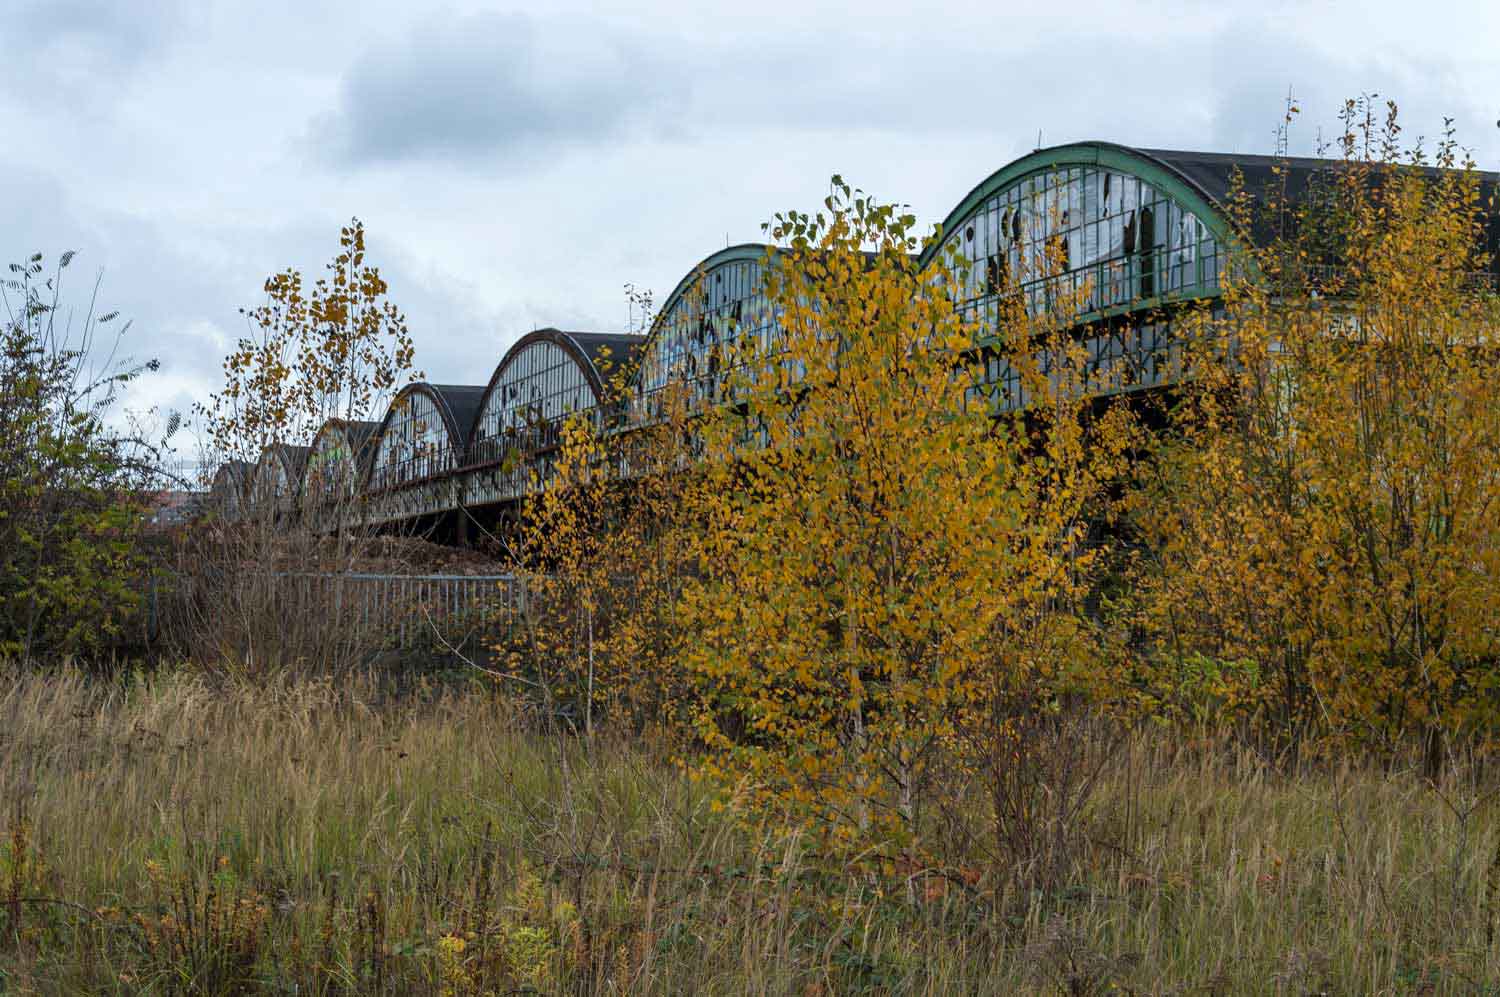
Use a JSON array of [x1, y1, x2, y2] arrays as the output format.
[[1, 667, 1496, 993]]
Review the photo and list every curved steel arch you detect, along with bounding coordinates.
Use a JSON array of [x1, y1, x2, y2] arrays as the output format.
[[209, 459, 253, 519], [504, 329, 606, 391], [462, 329, 643, 508], [362, 382, 485, 493], [919, 141, 1255, 410], [650, 243, 774, 334], [918, 141, 1242, 272], [251, 443, 309, 514], [630, 243, 777, 409], [256, 444, 308, 490], [301, 418, 379, 511], [466, 328, 628, 451]]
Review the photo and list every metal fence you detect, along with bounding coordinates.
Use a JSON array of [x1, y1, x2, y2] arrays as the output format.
[[276, 572, 527, 651]]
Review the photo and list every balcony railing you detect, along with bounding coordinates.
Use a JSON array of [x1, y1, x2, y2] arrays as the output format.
[[368, 445, 462, 492]]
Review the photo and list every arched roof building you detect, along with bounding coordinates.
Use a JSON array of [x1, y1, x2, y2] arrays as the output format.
[[208, 459, 254, 521], [251, 444, 310, 519], [632, 244, 777, 420], [206, 141, 1500, 536], [923, 142, 1500, 408], [465, 328, 643, 508], [302, 418, 381, 527], [923, 142, 1242, 408], [363, 383, 486, 526]]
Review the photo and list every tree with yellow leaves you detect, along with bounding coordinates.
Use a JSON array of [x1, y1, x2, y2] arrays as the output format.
[[509, 413, 618, 735], [1131, 100, 1500, 769], [197, 218, 419, 470], [507, 342, 700, 737], [169, 219, 422, 670], [676, 179, 1133, 854]]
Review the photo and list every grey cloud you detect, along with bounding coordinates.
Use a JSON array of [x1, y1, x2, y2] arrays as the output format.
[[317, 11, 683, 164], [361, 241, 608, 389], [1202, 20, 1492, 159], [0, 157, 573, 453], [15, 0, 168, 50], [312, 12, 1244, 171], [0, 0, 194, 149], [8, 0, 188, 90]]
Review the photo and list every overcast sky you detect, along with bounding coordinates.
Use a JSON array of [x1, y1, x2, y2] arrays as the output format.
[[6, 0, 1498, 455]]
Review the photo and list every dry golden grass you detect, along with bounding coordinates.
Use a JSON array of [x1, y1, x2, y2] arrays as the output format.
[[1, 667, 1497, 993]]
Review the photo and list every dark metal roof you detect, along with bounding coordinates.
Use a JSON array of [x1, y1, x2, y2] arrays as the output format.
[[361, 382, 486, 491], [213, 459, 253, 484], [273, 444, 311, 479], [1144, 148, 1500, 268], [250, 444, 310, 503], [210, 460, 253, 503], [312, 417, 381, 448], [310, 418, 383, 476], [424, 384, 488, 448], [1141, 147, 1500, 210], [343, 419, 381, 450], [1145, 148, 1495, 252], [344, 419, 381, 476], [1139, 148, 1327, 209], [483, 328, 643, 399], [558, 331, 645, 380]]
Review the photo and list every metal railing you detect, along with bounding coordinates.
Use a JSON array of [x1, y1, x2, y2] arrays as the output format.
[[367, 446, 464, 492], [275, 572, 526, 650]]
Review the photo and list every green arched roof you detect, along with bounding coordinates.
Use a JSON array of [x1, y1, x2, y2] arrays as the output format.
[[918, 141, 1242, 271], [651, 243, 774, 327], [629, 243, 774, 395]]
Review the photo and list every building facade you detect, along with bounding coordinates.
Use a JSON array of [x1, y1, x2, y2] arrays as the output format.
[[213, 142, 1499, 533]]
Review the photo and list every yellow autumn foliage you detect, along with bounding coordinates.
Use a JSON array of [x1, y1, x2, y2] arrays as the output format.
[[1131, 101, 1500, 765], [673, 180, 1133, 848], [516, 102, 1500, 852]]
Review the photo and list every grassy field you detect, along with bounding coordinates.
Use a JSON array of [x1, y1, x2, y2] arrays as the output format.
[[1, 667, 1497, 994]]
